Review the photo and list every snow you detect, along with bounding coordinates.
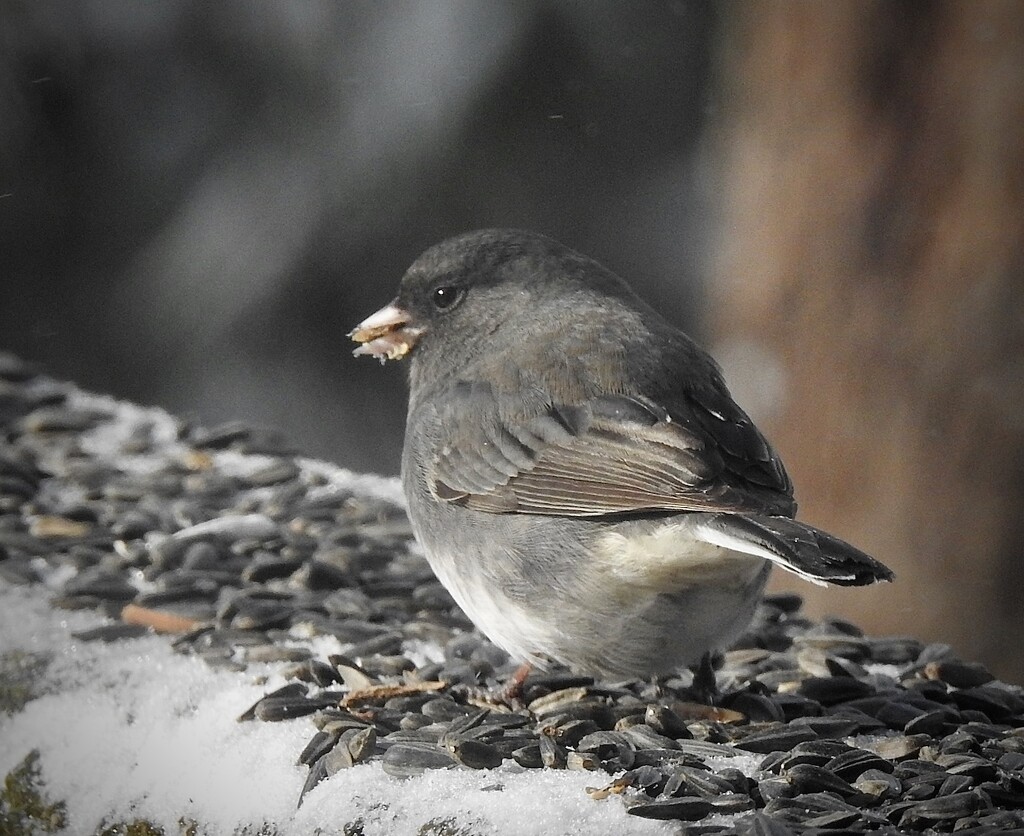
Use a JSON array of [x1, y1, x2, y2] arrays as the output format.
[[0, 584, 673, 835]]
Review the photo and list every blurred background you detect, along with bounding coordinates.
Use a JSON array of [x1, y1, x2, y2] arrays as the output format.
[[2, 2, 1022, 681]]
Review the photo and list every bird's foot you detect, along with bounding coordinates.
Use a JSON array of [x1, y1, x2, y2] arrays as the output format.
[[689, 651, 722, 706], [456, 661, 533, 710]]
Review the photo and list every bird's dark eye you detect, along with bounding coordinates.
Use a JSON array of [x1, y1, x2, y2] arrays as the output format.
[[431, 285, 464, 311]]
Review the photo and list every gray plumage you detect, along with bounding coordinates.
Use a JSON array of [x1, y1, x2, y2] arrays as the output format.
[[351, 229, 893, 678]]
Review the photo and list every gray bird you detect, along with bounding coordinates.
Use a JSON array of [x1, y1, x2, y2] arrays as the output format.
[[350, 229, 893, 681]]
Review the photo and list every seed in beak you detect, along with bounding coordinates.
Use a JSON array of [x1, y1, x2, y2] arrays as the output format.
[[349, 302, 424, 363]]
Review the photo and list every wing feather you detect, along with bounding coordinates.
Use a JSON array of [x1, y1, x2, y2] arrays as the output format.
[[429, 382, 795, 518]]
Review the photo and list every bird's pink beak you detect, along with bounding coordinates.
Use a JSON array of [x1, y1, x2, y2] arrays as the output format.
[[349, 301, 425, 363]]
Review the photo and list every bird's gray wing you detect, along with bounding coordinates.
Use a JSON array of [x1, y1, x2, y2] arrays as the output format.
[[428, 380, 795, 518]]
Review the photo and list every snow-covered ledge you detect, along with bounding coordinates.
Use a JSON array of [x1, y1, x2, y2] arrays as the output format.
[[2, 355, 1022, 835]]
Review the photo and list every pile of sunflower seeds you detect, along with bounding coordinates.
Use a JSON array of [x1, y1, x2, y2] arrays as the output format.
[[2, 353, 1023, 835]]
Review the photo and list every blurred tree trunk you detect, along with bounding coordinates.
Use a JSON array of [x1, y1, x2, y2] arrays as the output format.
[[709, 1, 1024, 682]]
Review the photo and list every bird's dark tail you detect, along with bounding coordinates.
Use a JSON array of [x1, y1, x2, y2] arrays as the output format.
[[690, 513, 894, 587]]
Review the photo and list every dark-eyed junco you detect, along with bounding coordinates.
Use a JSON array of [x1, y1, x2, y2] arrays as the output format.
[[350, 229, 893, 679]]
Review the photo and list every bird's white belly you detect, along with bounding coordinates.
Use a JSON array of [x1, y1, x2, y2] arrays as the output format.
[[425, 547, 562, 666], [418, 518, 771, 676]]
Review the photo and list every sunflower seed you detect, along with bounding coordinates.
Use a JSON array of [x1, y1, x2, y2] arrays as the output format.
[[625, 797, 713, 821], [382, 742, 458, 778]]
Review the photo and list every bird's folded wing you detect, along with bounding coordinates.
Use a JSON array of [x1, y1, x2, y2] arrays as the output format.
[[429, 381, 795, 517]]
